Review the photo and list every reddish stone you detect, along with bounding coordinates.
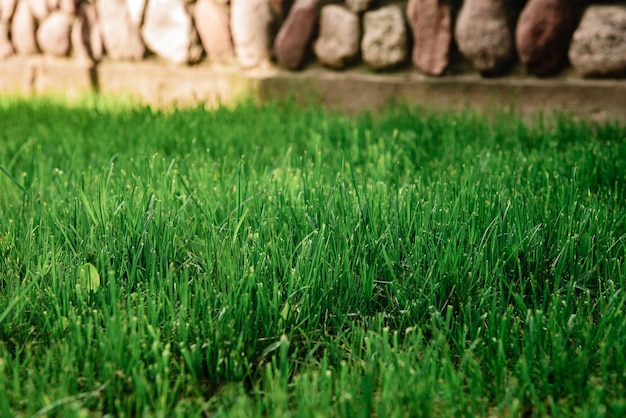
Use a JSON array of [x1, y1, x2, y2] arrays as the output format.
[[194, 0, 235, 63], [71, 2, 103, 63], [406, 0, 452, 76], [516, 0, 575, 76], [273, 0, 319, 70], [12, 0, 39, 55]]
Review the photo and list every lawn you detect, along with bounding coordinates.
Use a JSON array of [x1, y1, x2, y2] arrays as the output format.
[[0, 96, 625, 417]]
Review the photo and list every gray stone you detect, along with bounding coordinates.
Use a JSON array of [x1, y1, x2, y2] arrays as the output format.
[[96, 0, 145, 61], [0, 0, 18, 23], [361, 5, 408, 70], [346, 0, 372, 14], [568, 5, 626, 77], [194, 0, 235, 63], [314, 5, 360, 69], [12, 0, 39, 55], [454, 0, 514, 75], [406, 0, 452, 76], [36, 10, 71, 56], [142, 0, 203, 65], [0, 21, 14, 58], [273, 0, 319, 70], [231, 0, 274, 68]]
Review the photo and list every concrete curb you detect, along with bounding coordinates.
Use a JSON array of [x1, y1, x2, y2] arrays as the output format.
[[1, 57, 624, 122]]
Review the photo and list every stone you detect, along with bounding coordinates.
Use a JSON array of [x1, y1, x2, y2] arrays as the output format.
[[58, 0, 76, 15], [454, 0, 514, 75], [568, 5, 626, 77], [0, 21, 14, 58], [406, 0, 452, 75], [142, 0, 203, 65], [361, 5, 407, 70], [346, 0, 372, 14], [273, 0, 319, 70], [96, 0, 145, 61], [515, 0, 575, 76], [12, 0, 39, 55], [231, 0, 274, 68], [36, 10, 71, 56], [126, 0, 146, 27], [1, 0, 18, 23], [194, 0, 235, 63], [27, 0, 50, 21], [71, 1, 103, 62], [313, 5, 360, 69]]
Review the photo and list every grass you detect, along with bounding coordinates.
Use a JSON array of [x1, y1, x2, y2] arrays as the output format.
[[0, 95, 625, 417]]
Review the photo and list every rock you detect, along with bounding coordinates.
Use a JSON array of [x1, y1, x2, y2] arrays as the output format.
[[96, 0, 144, 61], [71, 1, 103, 62], [126, 0, 146, 27], [516, 0, 575, 76], [194, 0, 235, 63], [0, 21, 14, 57], [313, 5, 360, 69], [568, 5, 626, 77], [36, 10, 71, 56], [12, 0, 39, 55], [1, 0, 18, 23], [346, 0, 372, 14], [27, 0, 50, 21], [142, 0, 203, 65], [361, 5, 407, 70], [454, 0, 514, 75], [273, 0, 319, 70], [58, 0, 76, 15], [406, 0, 452, 75], [231, 0, 274, 68]]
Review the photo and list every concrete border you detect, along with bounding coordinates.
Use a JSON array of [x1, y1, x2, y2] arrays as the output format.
[[1, 57, 624, 122]]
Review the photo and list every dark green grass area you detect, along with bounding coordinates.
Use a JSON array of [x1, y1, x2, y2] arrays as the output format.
[[1, 96, 625, 417]]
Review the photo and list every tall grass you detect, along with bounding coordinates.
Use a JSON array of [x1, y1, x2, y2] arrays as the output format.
[[1, 96, 625, 416]]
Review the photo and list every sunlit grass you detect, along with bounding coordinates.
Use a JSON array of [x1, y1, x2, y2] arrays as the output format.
[[1, 96, 625, 417]]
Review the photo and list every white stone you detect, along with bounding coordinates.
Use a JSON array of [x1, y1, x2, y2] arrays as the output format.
[[142, 0, 203, 65], [362, 5, 408, 70], [231, 0, 273, 68]]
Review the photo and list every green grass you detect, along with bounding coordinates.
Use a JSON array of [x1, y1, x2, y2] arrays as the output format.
[[1, 95, 625, 417]]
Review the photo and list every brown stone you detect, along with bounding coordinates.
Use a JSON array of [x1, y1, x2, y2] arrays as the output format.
[[313, 5, 360, 69], [273, 0, 319, 70], [71, 2, 103, 63], [36, 10, 71, 57], [12, 0, 39, 55], [362, 5, 408, 70], [406, 0, 452, 76], [96, 0, 145, 61], [516, 0, 575, 76], [194, 0, 235, 63], [0, 21, 14, 58], [454, 0, 514, 75], [231, 0, 274, 68], [568, 5, 626, 77]]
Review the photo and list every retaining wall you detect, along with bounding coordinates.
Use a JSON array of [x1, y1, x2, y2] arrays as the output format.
[[0, 1, 625, 121]]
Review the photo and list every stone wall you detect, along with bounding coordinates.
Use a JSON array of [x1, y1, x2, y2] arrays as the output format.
[[0, 0, 625, 79]]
